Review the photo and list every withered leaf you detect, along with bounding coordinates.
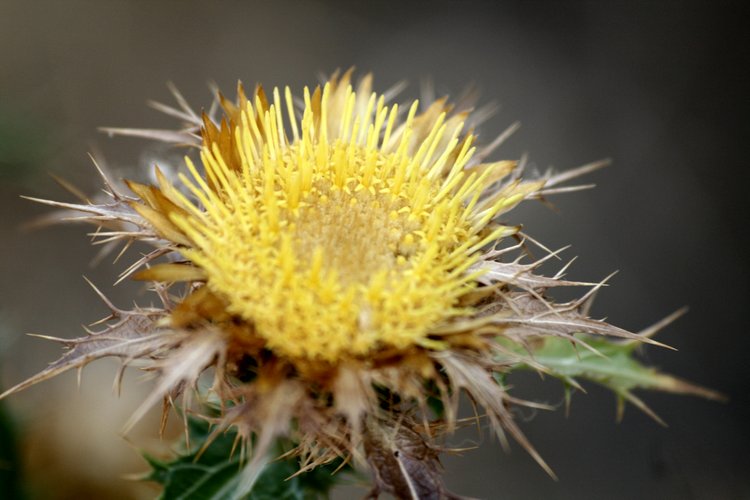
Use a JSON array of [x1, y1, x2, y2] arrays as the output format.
[[496, 293, 669, 347], [0, 313, 165, 400]]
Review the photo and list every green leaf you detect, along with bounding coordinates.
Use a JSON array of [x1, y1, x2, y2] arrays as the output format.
[[146, 417, 347, 500], [502, 334, 723, 423]]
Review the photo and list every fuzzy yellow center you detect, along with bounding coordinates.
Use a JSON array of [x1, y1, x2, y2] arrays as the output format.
[[168, 83, 514, 362]]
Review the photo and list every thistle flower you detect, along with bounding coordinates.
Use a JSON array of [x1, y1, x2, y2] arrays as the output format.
[[1, 70, 719, 499]]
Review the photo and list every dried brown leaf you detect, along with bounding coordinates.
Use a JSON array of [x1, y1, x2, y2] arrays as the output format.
[[0, 313, 164, 400]]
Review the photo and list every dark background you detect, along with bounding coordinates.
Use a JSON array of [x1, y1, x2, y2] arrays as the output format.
[[1, 1, 747, 498]]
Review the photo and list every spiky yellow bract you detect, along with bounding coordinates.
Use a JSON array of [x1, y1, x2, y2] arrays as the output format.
[[171, 80, 513, 362]]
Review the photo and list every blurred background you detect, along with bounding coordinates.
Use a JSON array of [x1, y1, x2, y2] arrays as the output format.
[[1, 1, 747, 498]]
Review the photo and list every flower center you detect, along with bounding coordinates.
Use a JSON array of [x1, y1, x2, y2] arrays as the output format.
[[291, 176, 417, 287]]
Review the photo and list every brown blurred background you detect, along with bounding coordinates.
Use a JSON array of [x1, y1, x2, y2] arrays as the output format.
[[1, 1, 748, 498]]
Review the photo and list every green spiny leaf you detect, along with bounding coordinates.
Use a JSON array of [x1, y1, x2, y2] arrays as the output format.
[[501, 334, 723, 423], [145, 417, 348, 500]]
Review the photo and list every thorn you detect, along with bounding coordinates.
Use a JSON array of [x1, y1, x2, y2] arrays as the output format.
[[147, 100, 198, 124], [25, 333, 70, 344], [534, 245, 572, 268], [159, 397, 171, 438], [87, 153, 123, 200], [567, 271, 618, 312], [546, 159, 611, 188], [383, 79, 408, 103], [621, 391, 667, 427], [535, 184, 597, 196], [473, 122, 521, 164], [635, 307, 689, 341], [83, 276, 123, 315], [553, 256, 577, 280], [580, 288, 600, 317], [113, 362, 126, 397], [167, 81, 200, 121], [517, 231, 556, 257], [564, 386, 572, 417], [48, 173, 90, 202], [113, 239, 134, 265]]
